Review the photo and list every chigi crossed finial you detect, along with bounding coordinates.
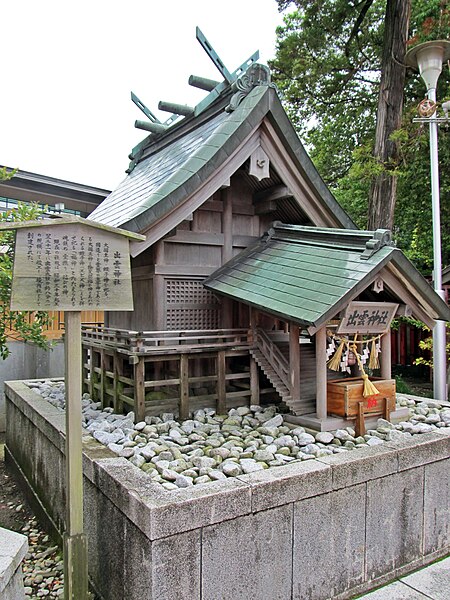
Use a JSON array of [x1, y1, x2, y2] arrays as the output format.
[[127, 27, 261, 171]]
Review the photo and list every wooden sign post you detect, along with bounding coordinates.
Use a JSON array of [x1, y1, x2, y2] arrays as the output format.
[[3, 215, 144, 600]]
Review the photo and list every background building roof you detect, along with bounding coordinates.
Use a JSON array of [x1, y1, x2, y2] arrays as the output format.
[[0, 167, 109, 216]]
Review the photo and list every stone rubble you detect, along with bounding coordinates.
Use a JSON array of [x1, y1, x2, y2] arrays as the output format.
[[19, 514, 64, 598], [3, 445, 98, 599], [28, 380, 450, 492]]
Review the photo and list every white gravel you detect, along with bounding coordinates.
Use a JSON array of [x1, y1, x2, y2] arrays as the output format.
[[27, 380, 450, 491]]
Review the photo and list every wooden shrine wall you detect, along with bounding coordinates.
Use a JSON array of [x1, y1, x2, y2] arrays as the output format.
[[106, 172, 272, 332]]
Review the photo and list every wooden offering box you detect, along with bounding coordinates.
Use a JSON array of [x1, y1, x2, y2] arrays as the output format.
[[327, 377, 396, 418]]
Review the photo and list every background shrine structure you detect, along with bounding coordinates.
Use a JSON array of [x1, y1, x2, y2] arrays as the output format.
[[82, 31, 450, 429]]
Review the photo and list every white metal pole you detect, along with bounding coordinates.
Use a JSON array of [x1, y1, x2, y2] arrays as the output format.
[[427, 87, 447, 401]]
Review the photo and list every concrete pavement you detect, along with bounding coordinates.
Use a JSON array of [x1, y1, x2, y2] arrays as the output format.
[[357, 556, 450, 599]]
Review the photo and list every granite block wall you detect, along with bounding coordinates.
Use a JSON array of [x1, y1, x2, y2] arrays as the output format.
[[5, 380, 450, 600]]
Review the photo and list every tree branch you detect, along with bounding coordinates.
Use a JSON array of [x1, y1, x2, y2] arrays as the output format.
[[345, 0, 375, 57]]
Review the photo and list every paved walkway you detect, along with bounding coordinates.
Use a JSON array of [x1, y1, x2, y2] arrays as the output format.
[[357, 556, 450, 599]]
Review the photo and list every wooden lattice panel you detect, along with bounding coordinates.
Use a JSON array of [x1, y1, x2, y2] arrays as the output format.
[[165, 279, 220, 330]]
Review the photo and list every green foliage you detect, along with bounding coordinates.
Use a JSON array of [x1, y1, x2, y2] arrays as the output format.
[[414, 323, 450, 368], [408, 0, 450, 46], [0, 202, 53, 359], [271, 1, 383, 184], [0, 166, 17, 181], [271, 0, 450, 272], [395, 374, 413, 394]]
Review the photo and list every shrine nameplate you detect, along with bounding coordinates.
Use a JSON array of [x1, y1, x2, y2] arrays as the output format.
[[10, 224, 134, 311], [337, 301, 398, 335]]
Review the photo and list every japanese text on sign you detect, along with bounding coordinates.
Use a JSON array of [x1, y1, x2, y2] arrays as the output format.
[[337, 302, 398, 334], [11, 225, 133, 311]]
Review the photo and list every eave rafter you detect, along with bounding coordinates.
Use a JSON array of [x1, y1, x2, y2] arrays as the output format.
[[259, 120, 340, 228]]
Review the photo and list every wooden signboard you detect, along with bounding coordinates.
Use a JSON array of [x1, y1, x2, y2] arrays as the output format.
[[10, 223, 135, 311], [1, 215, 145, 600], [337, 301, 398, 335]]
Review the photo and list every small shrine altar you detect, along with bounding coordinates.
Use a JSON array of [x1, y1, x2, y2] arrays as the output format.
[[325, 300, 398, 435], [205, 223, 450, 432]]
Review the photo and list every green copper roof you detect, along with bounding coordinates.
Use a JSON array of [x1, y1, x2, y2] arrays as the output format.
[[204, 223, 450, 328], [89, 77, 355, 234]]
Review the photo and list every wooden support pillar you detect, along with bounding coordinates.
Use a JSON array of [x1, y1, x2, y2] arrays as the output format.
[[381, 331, 392, 380], [356, 402, 366, 437], [113, 351, 124, 414], [153, 275, 165, 331], [221, 187, 233, 264], [179, 354, 189, 420], [221, 188, 233, 329], [249, 308, 258, 345], [250, 356, 260, 405], [217, 351, 227, 415], [383, 397, 391, 422], [315, 327, 327, 420], [81, 345, 88, 397], [88, 347, 97, 401], [134, 357, 145, 423], [100, 349, 106, 409], [289, 323, 301, 403], [64, 311, 88, 600], [153, 240, 165, 330]]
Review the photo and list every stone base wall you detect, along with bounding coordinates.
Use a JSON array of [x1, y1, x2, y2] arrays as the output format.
[[5, 380, 450, 600], [0, 527, 28, 600], [0, 341, 64, 432]]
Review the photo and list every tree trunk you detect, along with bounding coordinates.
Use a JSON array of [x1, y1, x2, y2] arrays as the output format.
[[368, 0, 411, 230]]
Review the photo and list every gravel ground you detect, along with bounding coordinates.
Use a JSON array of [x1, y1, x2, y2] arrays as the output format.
[[0, 435, 64, 598]]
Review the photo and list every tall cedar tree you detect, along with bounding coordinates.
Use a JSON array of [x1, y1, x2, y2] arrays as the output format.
[[369, 0, 411, 230], [271, 1, 450, 273]]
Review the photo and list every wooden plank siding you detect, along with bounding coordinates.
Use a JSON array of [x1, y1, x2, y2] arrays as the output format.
[[4, 309, 104, 341], [105, 172, 267, 334]]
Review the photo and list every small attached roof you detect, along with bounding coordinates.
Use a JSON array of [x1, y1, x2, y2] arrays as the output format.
[[0, 214, 145, 241], [204, 223, 450, 331]]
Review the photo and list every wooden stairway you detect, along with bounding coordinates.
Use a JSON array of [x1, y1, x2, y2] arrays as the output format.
[[250, 347, 292, 402], [250, 329, 306, 415]]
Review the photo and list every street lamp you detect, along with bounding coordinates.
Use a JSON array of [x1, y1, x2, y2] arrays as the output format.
[[405, 40, 450, 401]]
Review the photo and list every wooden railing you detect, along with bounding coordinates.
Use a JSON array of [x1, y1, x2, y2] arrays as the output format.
[[81, 326, 253, 421], [254, 328, 290, 389], [81, 326, 250, 354]]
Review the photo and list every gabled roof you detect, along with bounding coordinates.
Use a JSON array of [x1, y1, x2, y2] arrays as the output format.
[[204, 223, 450, 330], [89, 65, 355, 248]]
